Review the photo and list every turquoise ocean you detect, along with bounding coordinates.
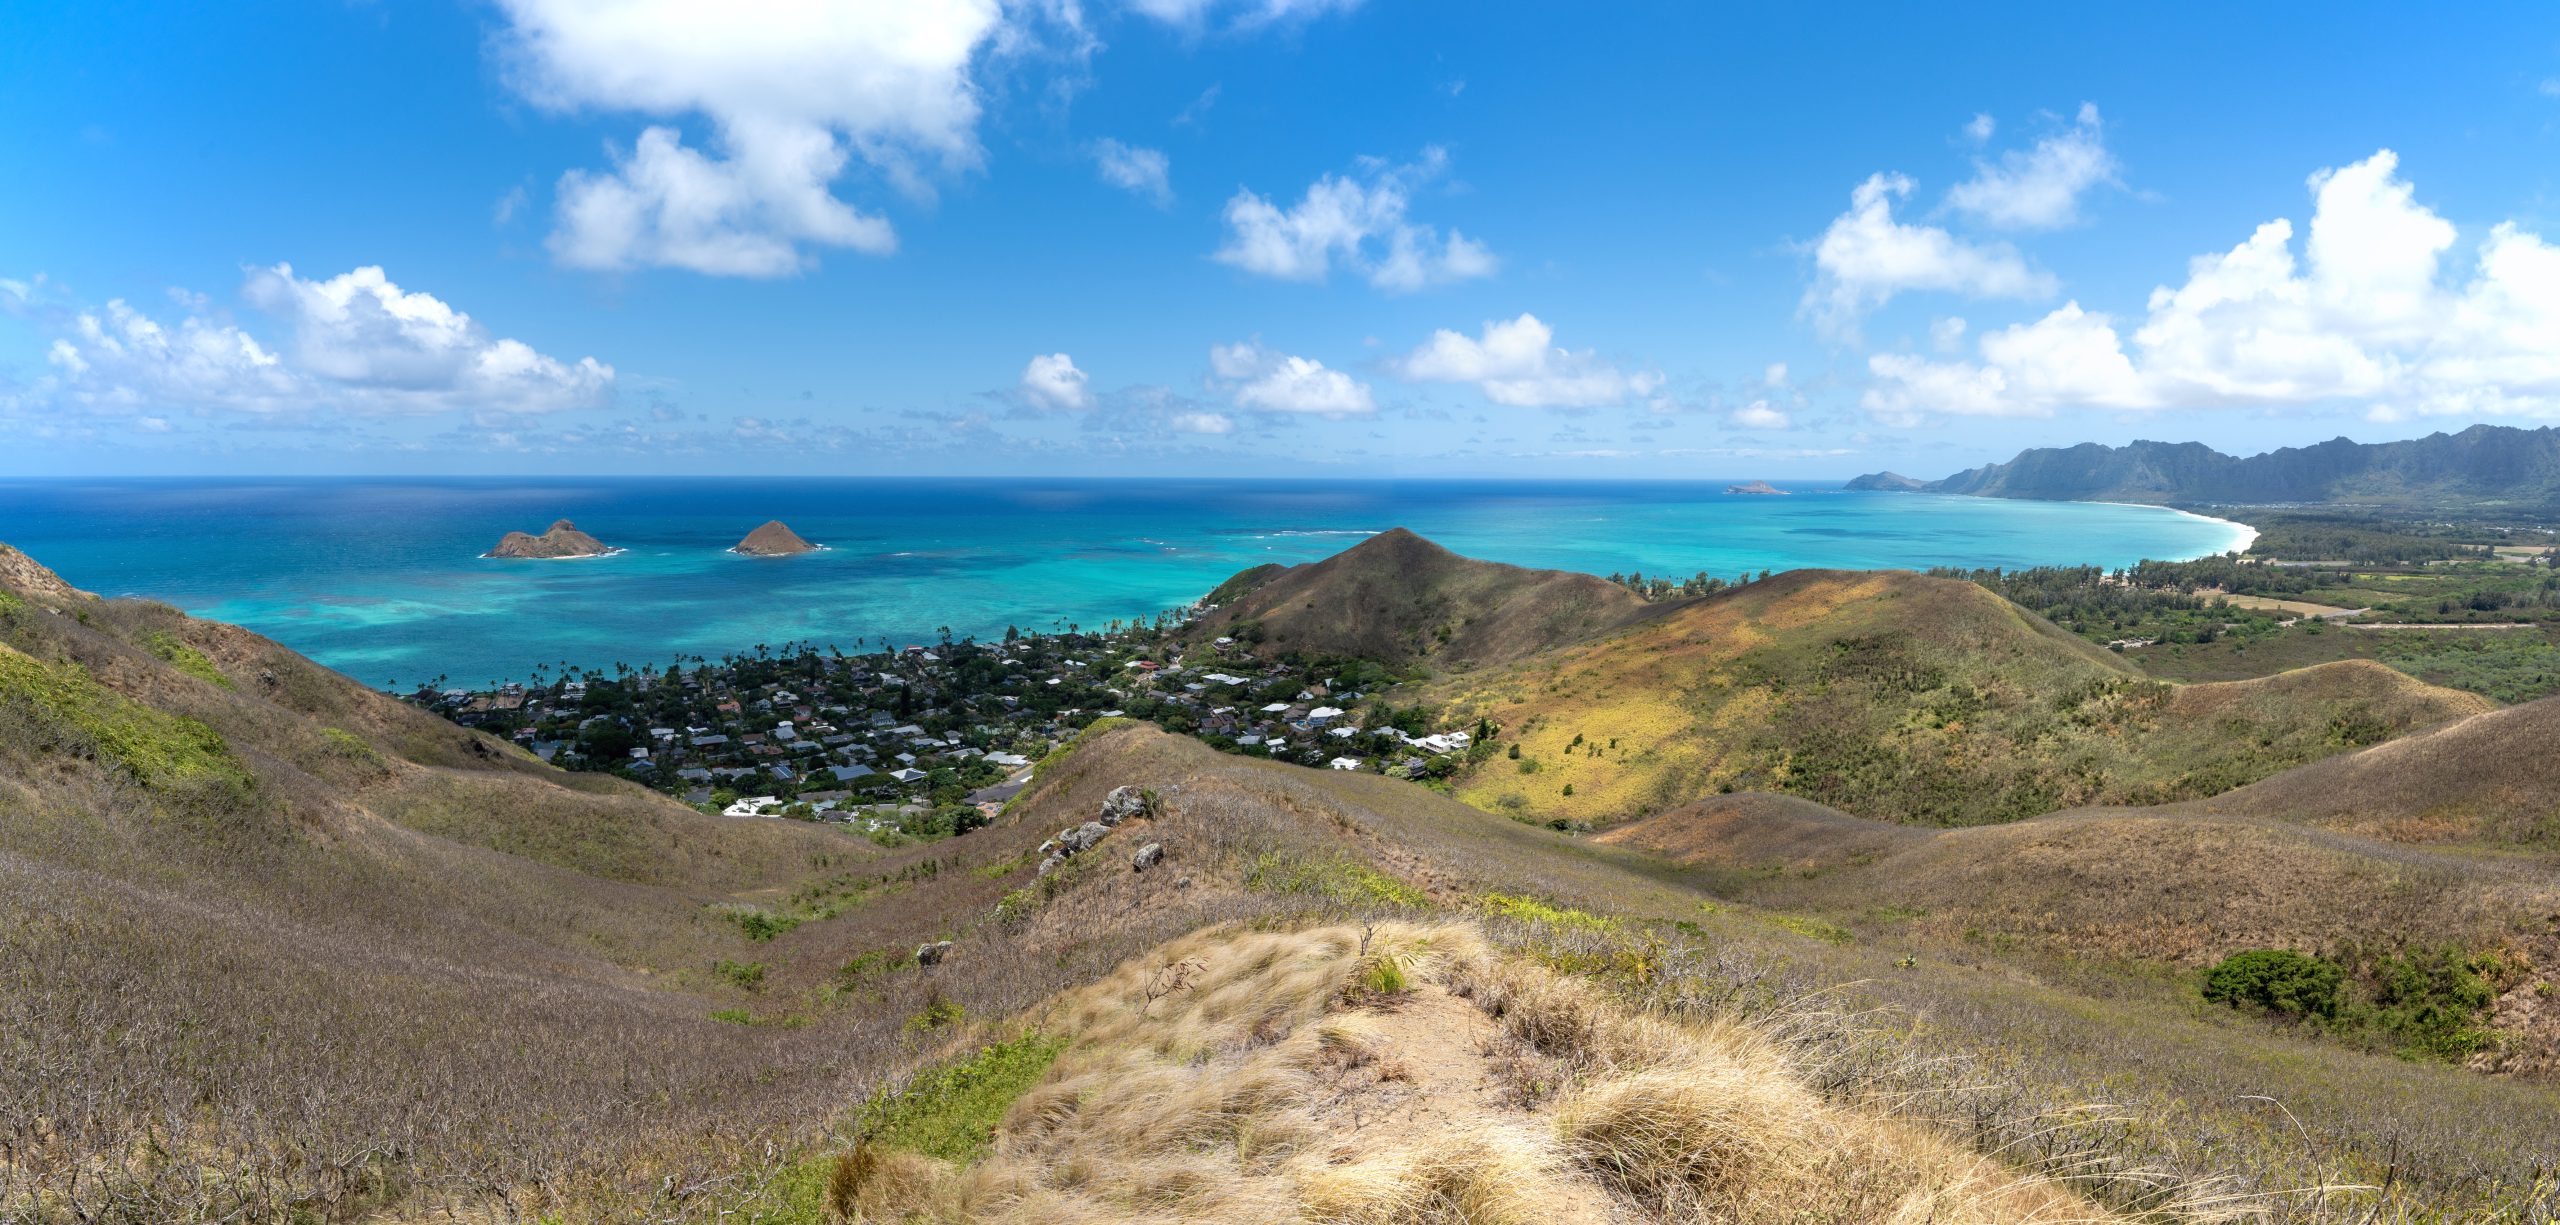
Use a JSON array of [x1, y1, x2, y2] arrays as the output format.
[[0, 478, 2249, 688]]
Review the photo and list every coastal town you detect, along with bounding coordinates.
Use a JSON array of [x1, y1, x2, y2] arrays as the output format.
[[415, 610, 1499, 840]]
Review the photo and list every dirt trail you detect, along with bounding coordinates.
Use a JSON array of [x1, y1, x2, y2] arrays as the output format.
[[1319, 983, 1633, 1224]]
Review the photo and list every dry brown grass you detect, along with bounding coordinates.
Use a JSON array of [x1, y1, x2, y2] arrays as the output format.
[[2181, 693, 2560, 852], [840, 922, 2123, 1225]]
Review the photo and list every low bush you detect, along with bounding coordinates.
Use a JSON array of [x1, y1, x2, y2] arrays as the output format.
[[2201, 949, 2343, 1019], [858, 1032, 1068, 1162], [145, 630, 236, 690]]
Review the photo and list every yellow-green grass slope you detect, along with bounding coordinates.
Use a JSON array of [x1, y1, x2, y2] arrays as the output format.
[[1432, 568, 2488, 827]]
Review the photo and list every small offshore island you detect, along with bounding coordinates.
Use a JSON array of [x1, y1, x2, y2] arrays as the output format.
[[485, 519, 616, 559], [733, 520, 821, 556], [1724, 480, 1788, 496]]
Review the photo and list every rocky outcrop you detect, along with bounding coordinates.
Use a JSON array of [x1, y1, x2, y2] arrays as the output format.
[[1039, 785, 1159, 875], [1100, 785, 1153, 823], [733, 521, 819, 556], [915, 940, 953, 967], [485, 519, 615, 559], [1843, 471, 1925, 492], [0, 543, 96, 604], [1131, 842, 1164, 872]]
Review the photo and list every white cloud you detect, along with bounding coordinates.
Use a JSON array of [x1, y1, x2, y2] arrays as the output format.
[[1946, 103, 2119, 230], [1127, 0, 1362, 30], [1018, 352, 1093, 410], [1169, 410, 1235, 434], [2541, 78, 2560, 98], [1091, 139, 1172, 205], [1929, 316, 1968, 352], [497, 0, 1019, 276], [1963, 113, 1996, 144], [1729, 401, 1791, 429], [1762, 362, 1788, 387], [1862, 150, 2560, 421], [1215, 148, 1496, 292], [1394, 313, 1662, 408], [1210, 340, 1375, 414], [32, 265, 611, 418], [1804, 173, 2054, 337]]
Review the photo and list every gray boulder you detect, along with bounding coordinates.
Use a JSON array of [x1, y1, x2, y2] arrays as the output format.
[[916, 940, 953, 967], [1130, 842, 1164, 872], [1099, 785, 1150, 825], [1056, 821, 1111, 855]]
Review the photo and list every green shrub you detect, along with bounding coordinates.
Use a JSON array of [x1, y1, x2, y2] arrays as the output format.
[[858, 1032, 1069, 1162], [908, 996, 966, 1032], [2202, 949, 2344, 1020], [1478, 892, 1616, 933], [709, 1008, 755, 1026], [319, 726, 382, 765], [715, 959, 768, 990], [144, 631, 235, 690], [0, 648, 248, 790], [1245, 853, 1428, 909], [1760, 913, 1855, 946], [713, 904, 802, 942], [2365, 945, 2506, 1060]]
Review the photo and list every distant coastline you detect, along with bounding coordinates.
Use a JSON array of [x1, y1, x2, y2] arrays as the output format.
[[4, 476, 2246, 687], [2093, 502, 2260, 557]]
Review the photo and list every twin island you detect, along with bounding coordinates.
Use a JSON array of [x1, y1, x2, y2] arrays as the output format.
[[482, 519, 820, 560]]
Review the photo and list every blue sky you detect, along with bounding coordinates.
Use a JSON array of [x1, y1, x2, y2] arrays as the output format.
[[4, 1, 2558, 478]]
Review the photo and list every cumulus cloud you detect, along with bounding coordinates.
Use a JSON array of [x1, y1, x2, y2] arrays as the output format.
[[1394, 313, 1661, 408], [1804, 173, 2054, 337], [1946, 103, 2119, 230], [1091, 139, 1172, 205], [1210, 340, 1374, 414], [27, 264, 611, 418], [1018, 352, 1094, 410], [1215, 148, 1496, 292], [1729, 401, 1791, 430], [497, 0, 1020, 276], [1169, 410, 1235, 434], [1862, 150, 2560, 422]]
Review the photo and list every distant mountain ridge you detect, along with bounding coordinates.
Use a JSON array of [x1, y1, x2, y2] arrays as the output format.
[[1850, 424, 2560, 508]]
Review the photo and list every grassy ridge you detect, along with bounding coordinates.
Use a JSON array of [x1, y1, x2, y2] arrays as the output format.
[[1432, 570, 2487, 827]]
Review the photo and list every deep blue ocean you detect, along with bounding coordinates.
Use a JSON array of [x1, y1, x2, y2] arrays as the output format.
[[0, 478, 2250, 688]]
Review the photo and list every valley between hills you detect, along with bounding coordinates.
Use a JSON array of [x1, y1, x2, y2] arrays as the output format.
[[3, 526, 2557, 1224]]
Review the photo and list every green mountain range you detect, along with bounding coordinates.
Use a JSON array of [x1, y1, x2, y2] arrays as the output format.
[[1854, 424, 2560, 508]]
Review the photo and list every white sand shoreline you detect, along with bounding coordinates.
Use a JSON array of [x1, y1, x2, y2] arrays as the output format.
[[2085, 501, 2259, 558]]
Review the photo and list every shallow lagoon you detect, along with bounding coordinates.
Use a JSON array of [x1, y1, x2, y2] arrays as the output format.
[[0, 478, 2249, 687]]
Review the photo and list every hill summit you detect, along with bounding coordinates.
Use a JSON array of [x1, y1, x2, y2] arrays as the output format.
[[485, 518, 614, 559], [733, 520, 819, 556], [1195, 527, 1671, 668]]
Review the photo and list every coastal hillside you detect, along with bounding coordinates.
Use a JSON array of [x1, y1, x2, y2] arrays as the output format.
[[1870, 424, 2560, 509], [2179, 694, 2560, 851], [8, 539, 2555, 1220], [1194, 526, 1675, 669], [1599, 789, 2560, 1076], [1427, 567, 2487, 826]]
